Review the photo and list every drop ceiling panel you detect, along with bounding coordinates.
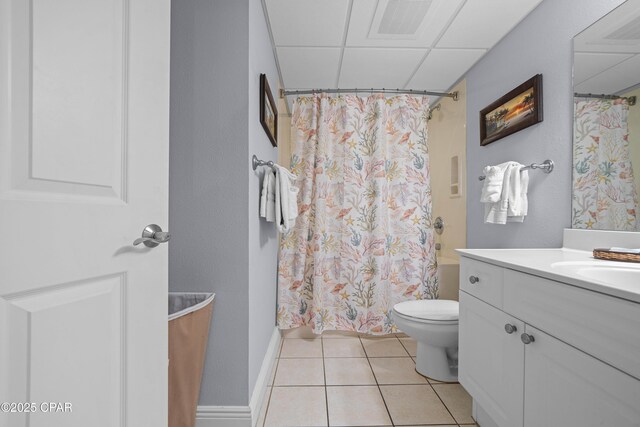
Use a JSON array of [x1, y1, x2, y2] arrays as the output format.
[[338, 48, 427, 88], [407, 48, 485, 91], [573, 52, 634, 86], [278, 47, 342, 88], [265, 0, 350, 46], [437, 0, 542, 49], [574, 53, 640, 95], [265, 0, 543, 98], [346, 0, 464, 48], [574, 0, 640, 54]]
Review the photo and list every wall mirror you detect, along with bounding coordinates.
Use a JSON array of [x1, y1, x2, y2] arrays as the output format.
[[572, 0, 640, 231]]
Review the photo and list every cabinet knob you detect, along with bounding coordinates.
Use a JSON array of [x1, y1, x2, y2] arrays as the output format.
[[504, 324, 517, 334], [468, 275, 480, 284], [521, 333, 535, 345]]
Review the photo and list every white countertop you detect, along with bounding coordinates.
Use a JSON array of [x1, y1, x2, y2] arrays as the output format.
[[456, 248, 640, 304]]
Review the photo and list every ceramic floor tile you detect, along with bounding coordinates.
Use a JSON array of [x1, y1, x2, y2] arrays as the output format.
[[395, 332, 409, 338], [281, 326, 321, 339], [280, 338, 323, 358], [274, 358, 325, 386], [322, 330, 360, 338], [369, 357, 428, 384], [264, 386, 327, 427], [324, 357, 376, 385], [432, 383, 474, 424], [361, 337, 409, 357], [268, 358, 279, 386], [326, 386, 392, 426], [380, 384, 455, 425], [323, 337, 366, 357], [398, 337, 417, 357], [358, 333, 397, 339]]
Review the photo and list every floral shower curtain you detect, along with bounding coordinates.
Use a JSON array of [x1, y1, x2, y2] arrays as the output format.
[[573, 97, 639, 231], [277, 94, 438, 335]]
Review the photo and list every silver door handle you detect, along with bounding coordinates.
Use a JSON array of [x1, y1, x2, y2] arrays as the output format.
[[133, 224, 171, 248]]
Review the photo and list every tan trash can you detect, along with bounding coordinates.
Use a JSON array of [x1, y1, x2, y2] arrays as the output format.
[[168, 292, 215, 427]]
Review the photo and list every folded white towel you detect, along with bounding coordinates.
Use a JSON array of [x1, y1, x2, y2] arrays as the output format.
[[260, 168, 276, 222], [274, 164, 299, 233], [609, 247, 640, 254], [507, 169, 529, 223], [480, 162, 511, 203], [483, 162, 529, 224], [506, 164, 523, 216], [484, 162, 515, 224]]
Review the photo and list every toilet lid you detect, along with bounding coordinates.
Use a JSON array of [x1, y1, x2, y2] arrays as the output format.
[[394, 300, 459, 322]]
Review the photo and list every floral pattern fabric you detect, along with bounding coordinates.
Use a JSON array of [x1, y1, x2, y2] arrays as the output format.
[[573, 97, 639, 231], [277, 94, 438, 335]]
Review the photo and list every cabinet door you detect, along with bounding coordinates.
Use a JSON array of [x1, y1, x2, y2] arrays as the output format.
[[459, 291, 525, 427], [524, 325, 640, 427]]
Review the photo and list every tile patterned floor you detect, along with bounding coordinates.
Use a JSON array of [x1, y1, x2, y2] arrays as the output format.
[[256, 328, 478, 427]]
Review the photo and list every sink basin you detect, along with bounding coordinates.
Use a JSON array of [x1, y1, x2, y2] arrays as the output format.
[[551, 261, 640, 287], [576, 267, 640, 284]]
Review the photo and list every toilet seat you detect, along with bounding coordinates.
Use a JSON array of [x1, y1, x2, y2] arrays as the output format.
[[393, 300, 459, 323]]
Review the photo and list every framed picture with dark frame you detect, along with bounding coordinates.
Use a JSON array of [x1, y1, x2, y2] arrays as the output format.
[[260, 74, 278, 147], [479, 74, 543, 146]]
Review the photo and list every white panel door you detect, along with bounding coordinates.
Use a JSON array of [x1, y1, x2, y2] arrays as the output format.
[[0, 0, 170, 426], [523, 326, 640, 427], [459, 291, 524, 427]]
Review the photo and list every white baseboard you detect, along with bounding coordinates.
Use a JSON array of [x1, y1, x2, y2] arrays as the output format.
[[472, 398, 497, 427], [195, 406, 251, 427], [249, 327, 281, 425], [195, 327, 281, 427]]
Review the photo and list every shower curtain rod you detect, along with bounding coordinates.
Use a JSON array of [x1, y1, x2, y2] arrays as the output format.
[[574, 92, 636, 106], [280, 88, 459, 101]]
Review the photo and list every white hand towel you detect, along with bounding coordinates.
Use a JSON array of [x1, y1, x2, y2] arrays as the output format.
[[484, 162, 518, 224], [483, 162, 530, 224], [260, 169, 276, 222], [506, 164, 523, 217], [480, 162, 511, 203], [274, 165, 299, 233], [507, 169, 529, 223]]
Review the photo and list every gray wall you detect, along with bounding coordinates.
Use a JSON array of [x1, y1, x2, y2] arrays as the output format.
[[247, 0, 280, 396], [170, 0, 268, 407], [465, 0, 624, 249]]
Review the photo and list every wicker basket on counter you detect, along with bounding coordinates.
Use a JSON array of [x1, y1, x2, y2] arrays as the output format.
[[593, 248, 640, 263]]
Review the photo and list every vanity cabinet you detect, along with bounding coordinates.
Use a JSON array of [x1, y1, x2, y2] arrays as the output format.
[[523, 325, 640, 426], [459, 257, 640, 427], [458, 292, 524, 427]]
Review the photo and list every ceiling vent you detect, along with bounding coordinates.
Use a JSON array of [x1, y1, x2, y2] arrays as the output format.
[[369, 0, 432, 39], [605, 16, 640, 40]]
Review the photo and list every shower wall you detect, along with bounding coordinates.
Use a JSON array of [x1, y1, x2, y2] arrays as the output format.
[[429, 80, 467, 259], [428, 79, 467, 300], [277, 99, 292, 167]]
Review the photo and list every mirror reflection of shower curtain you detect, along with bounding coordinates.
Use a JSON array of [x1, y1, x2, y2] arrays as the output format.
[[277, 94, 438, 335], [573, 98, 639, 231]]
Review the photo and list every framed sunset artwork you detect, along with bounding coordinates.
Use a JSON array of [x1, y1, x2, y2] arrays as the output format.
[[480, 74, 543, 146], [260, 73, 278, 147]]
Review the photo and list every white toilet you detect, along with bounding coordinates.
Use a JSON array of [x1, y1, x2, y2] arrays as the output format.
[[392, 300, 459, 382]]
